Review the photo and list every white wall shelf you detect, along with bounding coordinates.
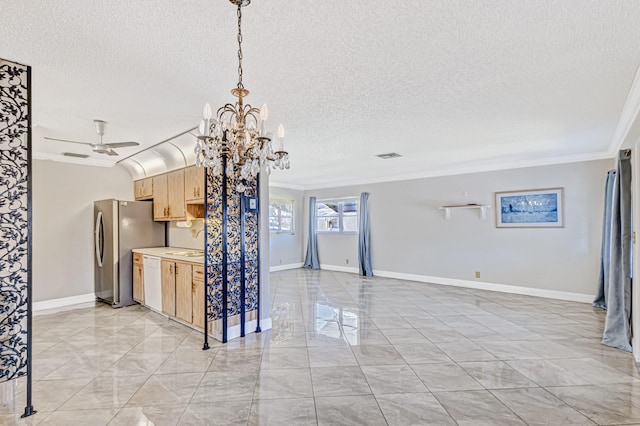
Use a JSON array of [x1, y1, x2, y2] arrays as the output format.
[[439, 204, 491, 220]]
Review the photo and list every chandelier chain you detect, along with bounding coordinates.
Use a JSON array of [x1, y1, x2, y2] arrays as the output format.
[[195, 0, 290, 183], [237, 3, 244, 90]]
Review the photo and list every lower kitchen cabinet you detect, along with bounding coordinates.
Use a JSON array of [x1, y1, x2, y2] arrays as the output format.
[[161, 260, 176, 316], [157, 259, 203, 328], [192, 266, 205, 329], [175, 262, 193, 323], [133, 252, 206, 332], [133, 253, 144, 303]]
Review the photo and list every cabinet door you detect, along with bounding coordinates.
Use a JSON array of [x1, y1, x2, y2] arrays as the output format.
[[167, 170, 186, 220], [133, 263, 144, 303], [192, 266, 205, 329], [175, 262, 193, 323], [140, 177, 153, 199], [161, 260, 176, 316], [184, 165, 205, 203], [134, 180, 143, 200], [134, 178, 153, 200], [153, 174, 169, 220]]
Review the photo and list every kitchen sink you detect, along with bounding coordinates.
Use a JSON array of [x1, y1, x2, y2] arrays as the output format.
[[183, 252, 204, 258], [165, 250, 204, 257]]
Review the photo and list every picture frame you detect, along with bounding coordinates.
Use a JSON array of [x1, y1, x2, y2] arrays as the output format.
[[495, 188, 564, 228]]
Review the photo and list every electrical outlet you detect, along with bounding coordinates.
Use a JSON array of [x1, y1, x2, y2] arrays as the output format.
[[279, 259, 282, 264], [346, 258, 349, 265], [475, 271, 481, 279]]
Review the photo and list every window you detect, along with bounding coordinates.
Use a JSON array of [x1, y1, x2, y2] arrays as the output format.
[[317, 199, 358, 233], [269, 200, 294, 235]]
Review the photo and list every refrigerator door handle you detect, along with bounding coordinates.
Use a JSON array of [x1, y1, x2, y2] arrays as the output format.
[[95, 211, 104, 268]]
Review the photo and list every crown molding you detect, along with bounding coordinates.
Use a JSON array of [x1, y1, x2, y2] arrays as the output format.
[[33, 152, 116, 168], [300, 151, 613, 191], [268, 181, 305, 191], [609, 64, 640, 154]]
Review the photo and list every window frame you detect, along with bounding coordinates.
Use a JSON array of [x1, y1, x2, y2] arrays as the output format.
[[316, 198, 359, 234], [268, 199, 295, 236]]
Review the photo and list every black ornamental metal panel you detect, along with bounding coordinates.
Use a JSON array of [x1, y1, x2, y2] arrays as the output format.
[[0, 59, 31, 383]]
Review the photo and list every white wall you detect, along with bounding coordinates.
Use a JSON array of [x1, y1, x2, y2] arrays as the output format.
[[167, 219, 205, 250], [303, 159, 614, 298], [269, 186, 304, 268], [32, 160, 133, 302]]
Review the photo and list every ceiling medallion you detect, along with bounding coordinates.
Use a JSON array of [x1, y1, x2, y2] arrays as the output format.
[[195, 0, 289, 192]]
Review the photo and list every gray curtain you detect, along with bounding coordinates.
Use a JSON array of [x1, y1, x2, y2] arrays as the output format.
[[358, 192, 373, 276], [303, 196, 320, 269], [593, 150, 632, 352], [593, 170, 616, 309]]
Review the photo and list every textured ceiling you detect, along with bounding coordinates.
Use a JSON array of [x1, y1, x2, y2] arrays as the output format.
[[2, 0, 640, 188]]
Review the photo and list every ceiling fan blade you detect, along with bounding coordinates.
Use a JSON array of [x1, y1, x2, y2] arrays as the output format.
[[104, 141, 140, 148], [106, 149, 119, 156], [44, 137, 93, 146]]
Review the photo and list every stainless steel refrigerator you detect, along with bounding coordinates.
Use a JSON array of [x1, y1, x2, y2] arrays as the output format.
[[94, 199, 165, 308]]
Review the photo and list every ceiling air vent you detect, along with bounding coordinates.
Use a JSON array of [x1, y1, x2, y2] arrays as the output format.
[[375, 152, 402, 159], [63, 152, 90, 158]]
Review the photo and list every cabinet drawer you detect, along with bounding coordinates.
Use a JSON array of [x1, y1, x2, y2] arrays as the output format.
[[133, 252, 143, 265], [193, 265, 204, 281]]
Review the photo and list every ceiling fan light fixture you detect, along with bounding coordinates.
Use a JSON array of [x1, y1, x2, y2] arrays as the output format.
[[92, 145, 111, 154], [44, 120, 139, 157]]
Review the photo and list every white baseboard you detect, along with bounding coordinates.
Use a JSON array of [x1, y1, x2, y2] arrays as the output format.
[[321, 264, 360, 274], [213, 317, 272, 341], [270, 263, 304, 272], [33, 293, 96, 314], [372, 269, 594, 303], [634, 337, 640, 364]]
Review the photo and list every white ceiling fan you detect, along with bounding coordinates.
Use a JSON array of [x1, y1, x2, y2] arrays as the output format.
[[45, 120, 140, 156]]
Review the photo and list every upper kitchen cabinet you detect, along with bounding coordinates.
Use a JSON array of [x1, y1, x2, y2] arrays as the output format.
[[134, 177, 153, 200], [153, 170, 186, 221], [184, 165, 204, 204]]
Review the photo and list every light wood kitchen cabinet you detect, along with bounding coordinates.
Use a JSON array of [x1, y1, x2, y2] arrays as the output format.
[[153, 170, 186, 221], [156, 259, 205, 330], [184, 165, 205, 204], [133, 253, 144, 303], [192, 265, 205, 329], [134, 177, 153, 200], [153, 174, 168, 220], [161, 260, 176, 316], [175, 262, 193, 323]]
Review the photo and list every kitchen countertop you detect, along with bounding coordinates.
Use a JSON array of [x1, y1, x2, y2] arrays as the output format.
[[132, 247, 205, 264]]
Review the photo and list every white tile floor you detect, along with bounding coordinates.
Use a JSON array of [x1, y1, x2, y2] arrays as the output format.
[[1, 269, 639, 425]]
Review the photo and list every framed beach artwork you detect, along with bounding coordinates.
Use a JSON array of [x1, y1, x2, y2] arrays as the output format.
[[495, 188, 564, 228]]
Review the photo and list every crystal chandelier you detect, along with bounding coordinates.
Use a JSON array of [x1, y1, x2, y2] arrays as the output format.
[[195, 0, 290, 192]]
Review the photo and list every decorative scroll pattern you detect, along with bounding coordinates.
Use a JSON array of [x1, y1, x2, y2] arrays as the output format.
[[225, 175, 242, 318], [205, 171, 223, 319], [205, 168, 259, 323], [0, 60, 29, 382], [243, 178, 259, 312]]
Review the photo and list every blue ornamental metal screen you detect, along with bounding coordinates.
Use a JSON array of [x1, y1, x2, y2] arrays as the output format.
[[0, 59, 31, 384]]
